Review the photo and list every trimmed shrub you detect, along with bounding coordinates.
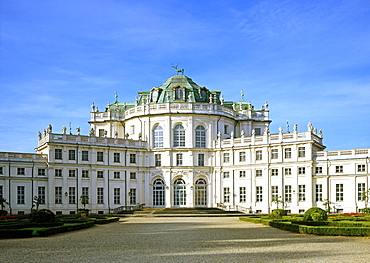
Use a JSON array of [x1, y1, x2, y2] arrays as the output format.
[[29, 209, 55, 223], [268, 209, 288, 219], [0, 210, 8, 216], [0, 229, 33, 239], [303, 207, 327, 222]]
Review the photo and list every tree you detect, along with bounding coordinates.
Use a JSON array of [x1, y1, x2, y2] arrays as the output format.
[[272, 196, 283, 209], [80, 195, 89, 209], [0, 197, 9, 210], [32, 196, 43, 211], [0, 198, 9, 215], [323, 199, 332, 213], [361, 188, 370, 208]]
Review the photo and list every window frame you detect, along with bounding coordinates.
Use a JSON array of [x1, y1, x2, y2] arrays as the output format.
[[173, 124, 185, 147], [195, 125, 206, 148], [153, 125, 164, 148]]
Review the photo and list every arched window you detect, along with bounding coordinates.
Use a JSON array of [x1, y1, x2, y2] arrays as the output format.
[[153, 179, 165, 207], [173, 124, 185, 147], [175, 87, 184, 100], [195, 179, 207, 206], [195, 125, 206, 148], [153, 125, 163, 148], [174, 179, 186, 206]]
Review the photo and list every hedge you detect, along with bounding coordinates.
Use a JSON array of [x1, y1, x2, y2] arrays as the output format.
[[93, 217, 119, 224], [0, 229, 34, 238], [36, 221, 95, 237], [267, 221, 370, 236]]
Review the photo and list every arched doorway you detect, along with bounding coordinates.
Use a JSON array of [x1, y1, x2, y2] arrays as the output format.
[[195, 178, 207, 207], [173, 178, 186, 207], [153, 179, 165, 207]]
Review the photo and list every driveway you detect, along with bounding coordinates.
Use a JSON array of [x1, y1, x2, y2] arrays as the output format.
[[1, 217, 370, 262]]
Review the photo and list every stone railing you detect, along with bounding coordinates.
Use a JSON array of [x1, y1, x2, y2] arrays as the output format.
[[90, 102, 269, 122], [215, 131, 323, 148], [111, 203, 145, 214], [315, 148, 370, 160], [37, 133, 147, 149], [0, 152, 47, 161]]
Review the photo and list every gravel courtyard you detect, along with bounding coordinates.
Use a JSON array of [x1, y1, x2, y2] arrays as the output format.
[[1, 216, 370, 262]]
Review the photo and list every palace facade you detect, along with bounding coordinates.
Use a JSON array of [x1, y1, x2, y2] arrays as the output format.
[[0, 74, 369, 215]]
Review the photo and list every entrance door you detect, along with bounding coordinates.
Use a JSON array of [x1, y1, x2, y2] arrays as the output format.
[[153, 179, 165, 207], [195, 179, 207, 207], [173, 179, 186, 207]]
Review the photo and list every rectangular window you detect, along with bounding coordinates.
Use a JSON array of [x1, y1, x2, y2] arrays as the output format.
[[256, 186, 263, 202], [256, 150, 262, 161], [0, 167, 3, 175], [271, 149, 278, 159], [97, 171, 104, 178], [97, 151, 104, 162], [298, 147, 305, 158], [55, 169, 62, 177], [0, 185, 3, 199], [69, 170, 76, 177], [198, 154, 205, 166], [130, 125, 135, 134], [255, 128, 261, 136], [99, 129, 105, 137], [224, 125, 229, 134], [239, 171, 246, 178], [176, 153, 183, 166], [38, 169, 46, 176], [55, 187, 62, 204], [239, 152, 246, 162], [38, 186, 46, 204], [17, 186, 25, 204], [271, 169, 278, 176], [336, 184, 344, 201], [114, 172, 120, 179], [223, 172, 230, 178], [271, 186, 279, 201], [285, 185, 292, 202], [284, 168, 292, 176], [69, 187, 76, 204], [130, 154, 136, 164], [114, 188, 120, 204], [223, 187, 230, 203], [357, 164, 366, 172], [114, 153, 120, 163], [315, 184, 323, 202], [69, 150, 76, 160], [256, 170, 262, 177], [97, 188, 104, 204], [335, 166, 343, 173], [17, 168, 25, 175], [223, 153, 230, 163], [284, 148, 291, 159], [315, 167, 323, 174], [82, 170, 89, 178], [358, 183, 366, 201], [155, 154, 161, 166], [130, 188, 136, 204], [82, 187, 89, 202], [130, 172, 136, 179], [298, 185, 306, 202], [81, 151, 89, 161], [298, 167, 306, 175], [55, 149, 62, 160], [239, 187, 246, 203]]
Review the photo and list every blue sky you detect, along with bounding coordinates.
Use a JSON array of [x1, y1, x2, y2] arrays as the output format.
[[1, 0, 370, 152]]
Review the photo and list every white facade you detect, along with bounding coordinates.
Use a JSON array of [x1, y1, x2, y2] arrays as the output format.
[[0, 75, 369, 215]]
